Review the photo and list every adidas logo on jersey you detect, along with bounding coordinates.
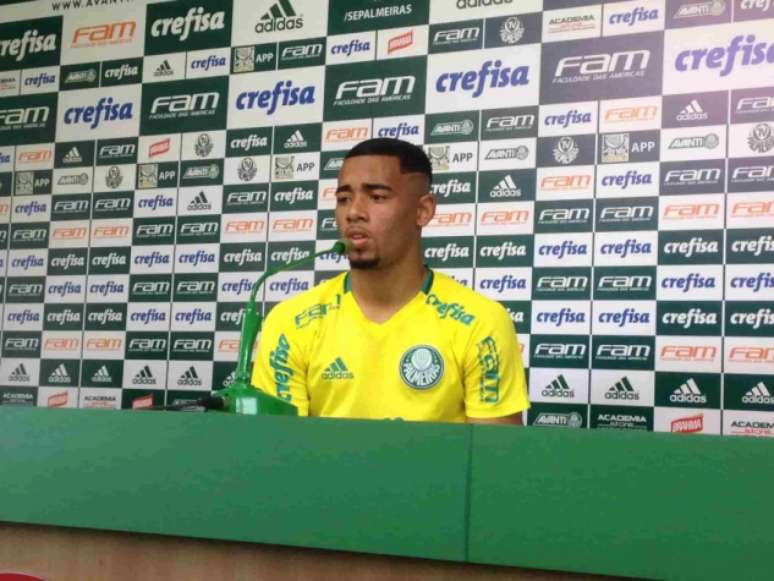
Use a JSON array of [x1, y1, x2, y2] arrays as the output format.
[[154, 59, 175, 77], [605, 376, 639, 400], [48, 363, 71, 384], [187, 191, 211, 211], [255, 0, 303, 34], [322, 357, 354, 380], [490, 174, 521, 198], [9, 363, 30, 382], [669, 377, 707, 404], [178, 365, 202, 386], [541, 374, 574, 398], [743, 381, 773, 405], [62, 146, 83, 164], [133, 365, 156, 386], [676, 99, 708, 122], [284, 129, 307, 149], [91, 365, 113, 383]]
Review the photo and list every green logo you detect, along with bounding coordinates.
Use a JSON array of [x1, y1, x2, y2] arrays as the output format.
[[324, 57, 426, 121], [425, 111, 479, 144], [140, 77, 228, 135], [399, 345, 444, 390], [145, 1, 230, 55], [328, 0, 428, 35], [422, 237, 473, 268], [323, 357, 354, 380], [0, 17, 61, 72], [0, 93, 57, 146]]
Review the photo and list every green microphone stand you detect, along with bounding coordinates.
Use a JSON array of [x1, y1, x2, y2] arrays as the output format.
[[212, 241, 348, 415]]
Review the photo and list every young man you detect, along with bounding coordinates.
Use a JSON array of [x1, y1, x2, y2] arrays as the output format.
[[251, 138, 529, 424]]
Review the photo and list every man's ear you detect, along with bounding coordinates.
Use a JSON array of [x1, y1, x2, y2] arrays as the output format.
[[416, 192, 436, 227]]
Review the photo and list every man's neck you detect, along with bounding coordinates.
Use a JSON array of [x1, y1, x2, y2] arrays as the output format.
[[349, 258, 427, 323]]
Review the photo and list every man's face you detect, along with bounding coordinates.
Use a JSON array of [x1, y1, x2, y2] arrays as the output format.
[[335, 155, 435, 270]]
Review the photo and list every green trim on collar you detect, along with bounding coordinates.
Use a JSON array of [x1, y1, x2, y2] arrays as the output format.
[[344, 268, 433, 294], [421, 268, 434, 295]]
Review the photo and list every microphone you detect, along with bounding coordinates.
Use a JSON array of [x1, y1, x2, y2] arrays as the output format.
[[211, 240, 349, 415]]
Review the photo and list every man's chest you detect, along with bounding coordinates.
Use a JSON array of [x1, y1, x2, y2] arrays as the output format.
[[306, 310, 464, 397]]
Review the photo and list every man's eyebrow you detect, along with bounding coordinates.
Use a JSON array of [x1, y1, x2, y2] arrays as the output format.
[[335, 183, 394, 194], [362, 182, 393, 192]]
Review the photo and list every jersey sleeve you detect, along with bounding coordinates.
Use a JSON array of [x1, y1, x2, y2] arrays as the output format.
[[462, 302, 530, 419], [251, 306, 310, 416]]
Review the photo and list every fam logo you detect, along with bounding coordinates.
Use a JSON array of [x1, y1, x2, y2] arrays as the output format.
[[143, 78, 227, 134], [71, 20, 136, 49], [325, 57, 424, 120], [541, 34, 662, 103], [0, 93, 57, 145]]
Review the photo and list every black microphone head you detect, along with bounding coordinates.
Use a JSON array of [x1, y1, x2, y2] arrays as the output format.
[[332, 240, 350, 255]]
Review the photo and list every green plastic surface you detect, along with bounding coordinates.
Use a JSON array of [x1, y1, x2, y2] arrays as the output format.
[[0, 408, 468, 561], [1, 408, 772, 579], [468, 426, 772, 580]]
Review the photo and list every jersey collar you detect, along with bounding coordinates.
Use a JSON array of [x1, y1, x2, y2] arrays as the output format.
[[343, 267, 434, 294]]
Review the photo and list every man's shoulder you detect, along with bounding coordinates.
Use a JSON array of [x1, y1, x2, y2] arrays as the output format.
[[427, 271, 511, 325], [264, 272, 347, 326]]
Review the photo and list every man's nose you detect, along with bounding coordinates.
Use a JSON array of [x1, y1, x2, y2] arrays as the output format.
[[346, 193, 368, 221]]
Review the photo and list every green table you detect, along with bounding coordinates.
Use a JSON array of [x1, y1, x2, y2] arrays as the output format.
[[0, 407, 770, 580]]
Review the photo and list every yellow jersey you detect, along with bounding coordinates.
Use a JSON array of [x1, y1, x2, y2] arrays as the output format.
[[251, 269, 529, 422]]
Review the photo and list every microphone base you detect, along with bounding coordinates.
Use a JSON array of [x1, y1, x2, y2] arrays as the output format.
[[213, 383, 298, 417]]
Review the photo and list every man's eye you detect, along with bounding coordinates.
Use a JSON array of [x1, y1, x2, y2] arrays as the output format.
[[336, 196, 350, 204]]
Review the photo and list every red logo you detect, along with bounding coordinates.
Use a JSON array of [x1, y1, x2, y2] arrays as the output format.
[[671, 414, 703, 434], [149, 138, 171, 158]]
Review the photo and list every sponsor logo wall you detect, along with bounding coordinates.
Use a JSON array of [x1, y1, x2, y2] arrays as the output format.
[[0, 0, 771, 434]]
